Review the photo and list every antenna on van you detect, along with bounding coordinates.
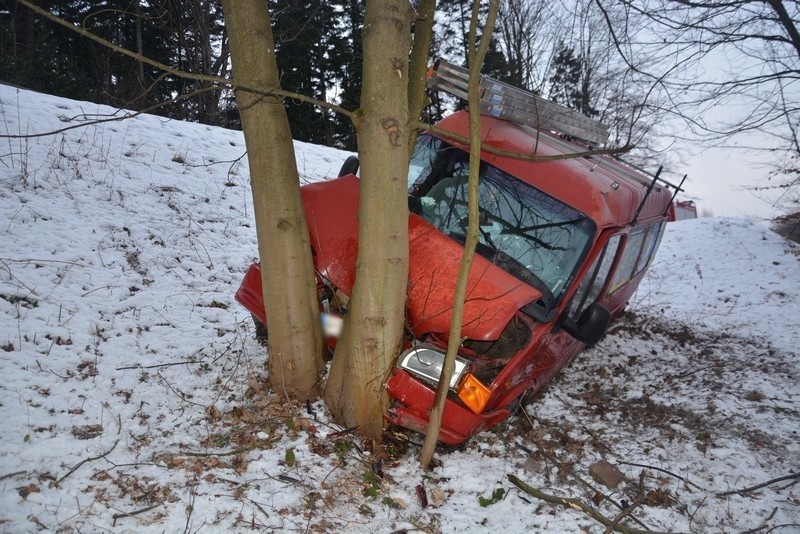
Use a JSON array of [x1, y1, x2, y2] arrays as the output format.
[[631, 166, 663, 226], [427, 58, 610, 146]]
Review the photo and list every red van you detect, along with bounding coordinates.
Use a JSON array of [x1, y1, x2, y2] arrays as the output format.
[[235, 60, 681, 445]]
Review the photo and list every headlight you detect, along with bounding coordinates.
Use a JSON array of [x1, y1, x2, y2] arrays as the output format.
[[397, 344, 469, 390]]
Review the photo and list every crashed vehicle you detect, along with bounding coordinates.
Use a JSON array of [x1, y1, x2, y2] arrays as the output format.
[[235, 60, 683, 445]]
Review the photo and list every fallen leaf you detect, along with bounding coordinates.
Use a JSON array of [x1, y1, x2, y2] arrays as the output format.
[[71, 424, 103, 440], [18, 484, 39, 499]]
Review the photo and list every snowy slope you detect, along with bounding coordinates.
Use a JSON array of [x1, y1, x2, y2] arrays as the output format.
[[1, 86, 798, 533]]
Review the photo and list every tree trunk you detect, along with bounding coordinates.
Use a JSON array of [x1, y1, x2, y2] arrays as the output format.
[[324, 0, 414, 439], [407, 0, 437, 148], [222, 0, 326, 401], [420, 0, 499, 469], [135, 0, 144, 87]]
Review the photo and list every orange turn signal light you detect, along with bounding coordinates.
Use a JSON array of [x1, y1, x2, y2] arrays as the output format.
[[457, 373, 491, 414]]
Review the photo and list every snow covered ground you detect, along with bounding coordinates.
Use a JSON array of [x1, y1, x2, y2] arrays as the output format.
[[1, 85, 798, 533]]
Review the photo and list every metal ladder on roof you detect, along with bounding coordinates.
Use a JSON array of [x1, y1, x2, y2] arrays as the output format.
[[428, 58, 687, 223], [427, 58, 610, 147]]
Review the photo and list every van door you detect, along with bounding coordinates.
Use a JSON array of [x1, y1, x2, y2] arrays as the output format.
[[533, 234, 623, 388], [569, 234, 623, 320]]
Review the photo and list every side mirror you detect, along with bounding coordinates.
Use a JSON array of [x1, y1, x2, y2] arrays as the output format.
[[338, 155, 360, 177], [560, 303, 611, 346]]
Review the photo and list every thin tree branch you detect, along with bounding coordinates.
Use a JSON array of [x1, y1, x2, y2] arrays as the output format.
[[0, 86, 219, 139], [508, 474, 667, 534], [618, 461, 706, 491], [112, 503, 162, 527], [718, 472, 800, 496], [56, 439, 119, 486], [419, 0, 499, 469]]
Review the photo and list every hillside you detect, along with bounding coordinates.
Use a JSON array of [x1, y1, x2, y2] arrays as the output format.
[[1, 85, 798, 533]]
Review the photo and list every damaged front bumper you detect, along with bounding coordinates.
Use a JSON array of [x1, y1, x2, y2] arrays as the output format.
[[384, 368, 510, 446]]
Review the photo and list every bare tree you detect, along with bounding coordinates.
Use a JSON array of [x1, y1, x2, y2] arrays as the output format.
[[222, 0, 326, 401], [323, 0, 418, 439], [495, 0, 549, 90], [548, 2, 677, 160], [420, 0, 499, 469], [607, 0, 800, 210], [487, 1, 681, 166]]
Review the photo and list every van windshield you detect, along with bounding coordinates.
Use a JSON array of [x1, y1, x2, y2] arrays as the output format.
[[408, 135, 595, 305]]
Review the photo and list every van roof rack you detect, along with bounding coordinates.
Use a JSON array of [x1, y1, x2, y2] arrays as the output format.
[[428, 58, 610, 146], [427, 58, 687, 225]]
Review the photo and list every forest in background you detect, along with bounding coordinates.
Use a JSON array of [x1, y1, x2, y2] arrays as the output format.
[[0, 1, 666, 154], [1, 0, 798, 213]]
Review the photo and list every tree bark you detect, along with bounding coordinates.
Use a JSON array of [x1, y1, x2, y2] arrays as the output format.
[[222, 0, 325, 401], [324, 0, 414, 439]]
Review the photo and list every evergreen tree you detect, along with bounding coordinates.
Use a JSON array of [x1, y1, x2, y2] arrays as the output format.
[[162, 0, 228, 125], [547, 44, 597, 117], [1, 1, 228, 125], [330, 0, 363, 150], [269, 0, 344, 146]]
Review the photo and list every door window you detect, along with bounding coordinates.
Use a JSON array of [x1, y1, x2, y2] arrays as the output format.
[[609, 228, 646, 293], [635, 221, 664, 274], [569, 234, 622, 317]]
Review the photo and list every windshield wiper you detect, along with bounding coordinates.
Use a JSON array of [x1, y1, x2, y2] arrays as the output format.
[[448, 231, 497, 263]]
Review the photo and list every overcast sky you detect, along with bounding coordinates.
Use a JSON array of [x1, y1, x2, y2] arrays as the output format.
[[685, 147, 779, 220]]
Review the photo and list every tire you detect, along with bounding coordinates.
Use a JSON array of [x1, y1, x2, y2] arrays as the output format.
[[251, 314, 268, 345], [338, 155, 360, 177]]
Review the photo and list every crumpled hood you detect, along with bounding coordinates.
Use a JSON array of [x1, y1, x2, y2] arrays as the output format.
[[301, 176, 541, 341]]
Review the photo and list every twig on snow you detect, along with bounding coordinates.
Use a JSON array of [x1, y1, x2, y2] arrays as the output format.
[[508, 474, 667, 534], [718, 472, 800, 496], [80, 285, 115, 297], [0, 470, 27, 481], [0, 257, 87, 267], [516, 436, 649, 528], [157, 371, 206, 408], [56, 439, 119, 486], [686, 495, 708, 529], [115, 360, 200, 371], [582, 425, 615, 454], [180, 439, 278, 457], [605, 471, 647, 534], [777, 477, 800, 491], [249, 499, 271, 522], [111, 503, 162, 527], [740, 508, 779, 534], [619, 461, 706, 491]]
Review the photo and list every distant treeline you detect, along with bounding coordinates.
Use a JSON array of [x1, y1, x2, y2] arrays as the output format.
[[0, 1, 593, 151]]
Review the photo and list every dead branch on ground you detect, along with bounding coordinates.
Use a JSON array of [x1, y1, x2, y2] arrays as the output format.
[[56, 439, 119, 486], [718, 472, 800, 497], [619, 461, 706, 491], [508, 474, 668, 534], [111, 503, 162, 527]]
